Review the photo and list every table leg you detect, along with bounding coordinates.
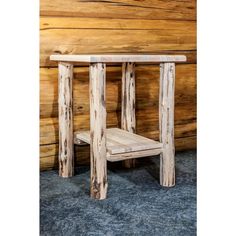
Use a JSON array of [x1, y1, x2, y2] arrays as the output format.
[[159, 63, 175, 187], [89, 62, 108, 200], [121, 62, 136, 168], [58, 62, 74, 177]]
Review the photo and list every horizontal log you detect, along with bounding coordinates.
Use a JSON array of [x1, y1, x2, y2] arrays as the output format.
[[40, 0, 196, 20], [40, 28, 196, 67], [40, 64, 196, 118], [40, 17, 195, 31], [40, 135, 196, 171]]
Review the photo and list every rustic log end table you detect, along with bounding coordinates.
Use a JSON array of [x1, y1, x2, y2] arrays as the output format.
[[50, 54, 187, 200]]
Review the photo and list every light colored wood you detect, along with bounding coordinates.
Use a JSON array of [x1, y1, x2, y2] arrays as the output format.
[[40, 112, 196, 171], [107, 148, 163, 162], [121, 62, 136, 168], [121, 63, 136, 133], [40, 107, 196, 145], [50, 54, 186, 63], [89, 62, 107, 200], [159, 63, 175, 187], [58, 62, 74, 177], [40, 135, 196, 171], [73, 138, 88, 146], [74, 128, 162, 154], [40, 64, 196, 118], [41, 0, 196, 20]]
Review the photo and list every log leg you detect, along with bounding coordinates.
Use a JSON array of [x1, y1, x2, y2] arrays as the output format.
[[121, 62, 136, 168], [89, 63, 108, 200], [58, 62, 74, 177], [121, 62, 136, 132], [159, 63, 175, 187]]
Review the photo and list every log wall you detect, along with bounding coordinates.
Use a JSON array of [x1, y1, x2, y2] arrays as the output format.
[[40, 0, 196, 170]]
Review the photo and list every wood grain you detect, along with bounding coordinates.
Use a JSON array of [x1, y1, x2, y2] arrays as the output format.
[[40, 107, 196, 145], [89, 63, 107, 199], [107, 148, 163, 162], [159, 63, 175, 187], [58, 62, 74, 177], [41, 28, 195, 67], [40, 144, 90, 170], [40, 64, 196, 118], [41, 0, 196, 20], [40, 0, 196, 171], [121, 62, 136, 167], [50, 54, 186, 63], [75, 128, 162, 154], [40, 135, 196, 171], [41, 17, 195, 31], [41, 15, 196, 67]]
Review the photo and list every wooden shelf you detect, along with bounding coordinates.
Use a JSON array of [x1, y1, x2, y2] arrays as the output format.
[[74, 128, 163, 162]]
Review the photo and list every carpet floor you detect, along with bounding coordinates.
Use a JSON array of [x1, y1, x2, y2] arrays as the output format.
[[40, 150, 196, 236]]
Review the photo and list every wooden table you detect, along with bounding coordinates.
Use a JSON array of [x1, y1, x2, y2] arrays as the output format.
[[50, 54, 187, 200]]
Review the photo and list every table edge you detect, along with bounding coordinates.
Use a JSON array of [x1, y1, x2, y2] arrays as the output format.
[[50, 54, 187, 63]]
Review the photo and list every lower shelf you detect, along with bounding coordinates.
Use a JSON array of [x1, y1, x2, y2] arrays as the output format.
[[74, 128, 163, 162], [106, 148, 162, 162]]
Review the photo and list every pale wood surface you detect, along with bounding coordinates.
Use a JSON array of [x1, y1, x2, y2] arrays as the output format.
[[121, 63, 136, 133], [89, 63, 107, 200], [159, 63, 176, 187], [107, 148, 163, 162], [58, 62, 74, 177], [50, 54, 186, 63], [75, 128, 162, 155], [40, 136, 196, 170], [121, 62, 136, 167]]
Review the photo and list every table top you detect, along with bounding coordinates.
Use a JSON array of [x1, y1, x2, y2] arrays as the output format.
[[50, 54, 186, 63]]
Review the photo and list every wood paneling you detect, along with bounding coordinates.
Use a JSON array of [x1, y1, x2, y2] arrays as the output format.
[[40, 0, 196, 170], [40, 17, 195, 30], [40, 64, 196, 118], [41, 24, 196, 67], [40, 107, 196, 145], [40, 0, 196, 20]]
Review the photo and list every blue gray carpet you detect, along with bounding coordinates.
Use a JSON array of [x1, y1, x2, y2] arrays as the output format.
[[40, 150, 196, 236]]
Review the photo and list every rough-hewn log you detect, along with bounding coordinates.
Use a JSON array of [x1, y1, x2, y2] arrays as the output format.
[[159, 63, 175, 187], [40, 0, 196, 20], [121, 62, 136, 168], [58, 62, 74, 177], [89, 63, 107, 200]]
